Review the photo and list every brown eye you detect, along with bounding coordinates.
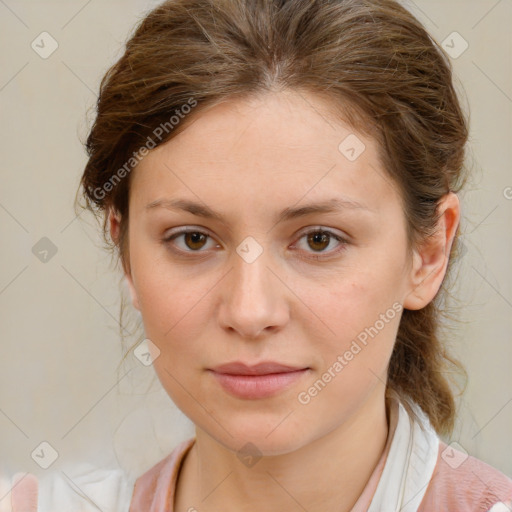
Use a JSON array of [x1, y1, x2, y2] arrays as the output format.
[[183, 232, 208, 250], [163, 228, 217, 254], [294, 228, 349, 261], [307, 231, 331, 252]]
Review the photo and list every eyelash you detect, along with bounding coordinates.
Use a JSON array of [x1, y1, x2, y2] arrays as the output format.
[[162, 227, 349, 261]]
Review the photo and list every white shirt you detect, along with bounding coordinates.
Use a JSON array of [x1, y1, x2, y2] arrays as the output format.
[[0, 463, 134, 512]]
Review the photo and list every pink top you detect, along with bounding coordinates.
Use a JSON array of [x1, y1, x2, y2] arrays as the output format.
[[129, 408, 512, 511]]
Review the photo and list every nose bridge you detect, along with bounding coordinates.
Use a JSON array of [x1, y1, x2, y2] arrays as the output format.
[[231, 237, 273, 306], [218, 236, 287, 337]]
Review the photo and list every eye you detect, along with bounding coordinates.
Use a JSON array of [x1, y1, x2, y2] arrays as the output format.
[[162, 228, 219, 254], [162, 226, 349, 260], [292, 227, 349, 260]]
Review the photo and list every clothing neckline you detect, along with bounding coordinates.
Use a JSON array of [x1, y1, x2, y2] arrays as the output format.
[[348, 396, 400, 511]]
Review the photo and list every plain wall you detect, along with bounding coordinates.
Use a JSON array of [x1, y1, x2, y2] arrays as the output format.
[[1, 0, 511, 487]]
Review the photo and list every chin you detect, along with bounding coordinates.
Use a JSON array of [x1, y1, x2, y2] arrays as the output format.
[[206, 419, 312, 458]]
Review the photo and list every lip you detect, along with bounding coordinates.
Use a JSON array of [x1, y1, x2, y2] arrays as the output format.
[[210, 361, 308, 376], [208, 361, 310, 400]]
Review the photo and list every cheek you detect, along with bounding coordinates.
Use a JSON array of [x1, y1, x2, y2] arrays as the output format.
[[300, 270, 402, 379], [296, 283, 400, 421], [132, 264, 216, 369], [305, 268, 401, 336], [131, 250, 206, 334]]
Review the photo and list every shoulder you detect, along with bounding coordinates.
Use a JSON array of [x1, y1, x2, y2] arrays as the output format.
[[1, 465, 133, 512], [129, 437, 195, 511], [44, 465, 134, 511], [419, 440, 512, 511]]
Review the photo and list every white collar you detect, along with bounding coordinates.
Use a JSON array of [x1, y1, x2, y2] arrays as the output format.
[[367, 399, 439, 512]]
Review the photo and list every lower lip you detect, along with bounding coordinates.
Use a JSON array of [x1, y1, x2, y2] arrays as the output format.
[[209, 369, 309, 399]]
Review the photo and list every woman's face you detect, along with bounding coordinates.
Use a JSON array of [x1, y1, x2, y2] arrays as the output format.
[[120, 90, 421, 455]]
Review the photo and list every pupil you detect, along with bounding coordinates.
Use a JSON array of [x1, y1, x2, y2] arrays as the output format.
[[309, 232, 329, 251], [186, 232, 206, 249]]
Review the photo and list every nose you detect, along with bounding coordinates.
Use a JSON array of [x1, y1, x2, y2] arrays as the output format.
[[217, 245, 289, 339]]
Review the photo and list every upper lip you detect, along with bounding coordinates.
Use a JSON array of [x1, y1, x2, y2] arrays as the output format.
[[210, 361, 308, 376]]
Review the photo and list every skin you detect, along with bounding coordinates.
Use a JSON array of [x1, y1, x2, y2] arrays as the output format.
[[110, 89, 460, 512]]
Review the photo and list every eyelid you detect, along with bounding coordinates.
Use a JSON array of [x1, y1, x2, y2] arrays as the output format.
[[295, 225, 349, 241]]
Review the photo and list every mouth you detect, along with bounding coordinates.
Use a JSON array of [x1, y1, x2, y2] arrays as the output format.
[[209, 361, 309, 376], [207, 361, 310, 399]]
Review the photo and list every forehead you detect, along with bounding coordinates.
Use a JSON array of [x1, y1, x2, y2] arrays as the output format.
[[142, 90, 372, 164], [129, 90, 399, 215]]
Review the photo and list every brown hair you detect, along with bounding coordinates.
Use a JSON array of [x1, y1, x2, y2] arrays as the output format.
[[76, 0, 470, 436]]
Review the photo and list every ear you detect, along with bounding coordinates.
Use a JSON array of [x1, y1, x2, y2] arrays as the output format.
[[109, 208, 121, 245], [108, 208, 140, 311], [403, 192, 460, 310]]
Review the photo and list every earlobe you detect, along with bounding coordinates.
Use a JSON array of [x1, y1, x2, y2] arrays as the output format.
[[403, 248, 444, 310], [403, 192, 460, 311], [124, 273, 140, 311]]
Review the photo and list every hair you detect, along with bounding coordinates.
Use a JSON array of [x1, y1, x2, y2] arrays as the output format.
[[75, 0, 471, 437]]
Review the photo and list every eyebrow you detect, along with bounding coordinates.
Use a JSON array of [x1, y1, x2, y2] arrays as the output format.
[[145, 197, 374, 224]]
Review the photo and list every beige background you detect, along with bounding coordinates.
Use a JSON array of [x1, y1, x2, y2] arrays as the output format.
[[0, 0, 511, 489]]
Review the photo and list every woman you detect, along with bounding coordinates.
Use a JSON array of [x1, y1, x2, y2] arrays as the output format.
[[8, 0, 512, 510]]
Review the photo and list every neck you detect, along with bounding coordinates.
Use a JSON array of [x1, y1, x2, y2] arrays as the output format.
[[175, 389, 391, 512]]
